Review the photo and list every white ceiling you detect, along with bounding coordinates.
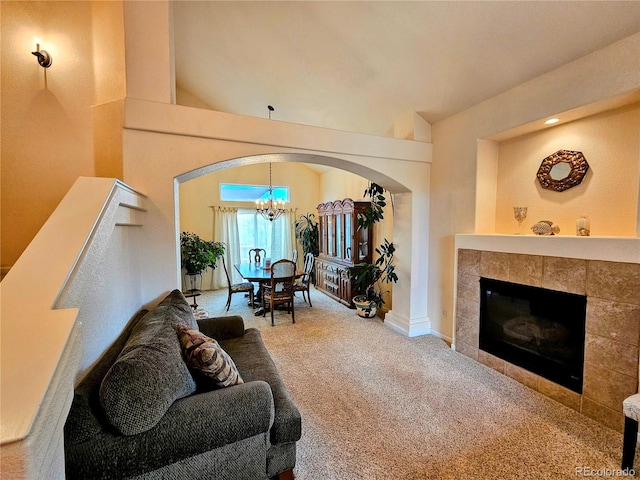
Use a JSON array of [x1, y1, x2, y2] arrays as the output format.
[[173, 1, 640, 138]]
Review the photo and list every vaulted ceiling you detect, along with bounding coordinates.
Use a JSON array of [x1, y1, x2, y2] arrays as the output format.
[[173, 1, 640, 138]]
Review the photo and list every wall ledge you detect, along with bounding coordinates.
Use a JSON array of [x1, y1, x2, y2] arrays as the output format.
[[455, 234, 640, 264], [123, 97, 432, 164]]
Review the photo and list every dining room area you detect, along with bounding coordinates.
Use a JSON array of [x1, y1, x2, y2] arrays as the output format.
[[225, 251, 314, 324], [177, 157, 395, 322]]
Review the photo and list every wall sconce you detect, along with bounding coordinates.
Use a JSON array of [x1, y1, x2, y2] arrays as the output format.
[[32, 38, 52, 68]]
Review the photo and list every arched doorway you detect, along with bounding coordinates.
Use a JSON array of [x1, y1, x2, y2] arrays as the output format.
[[176, 154, 395, 303], [122, 103, 430, 336]]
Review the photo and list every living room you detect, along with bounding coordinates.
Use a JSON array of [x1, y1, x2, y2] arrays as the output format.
[[2, 2, 640, 478]]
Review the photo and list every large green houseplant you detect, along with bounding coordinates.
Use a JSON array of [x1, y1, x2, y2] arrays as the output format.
[[356, 181, 387, 230], [348, 238, 397, 318], [294, 213, 319, 285], [347, 182, 398, 318], [180, 232, 225, 291], [294, 213, 320, 258]]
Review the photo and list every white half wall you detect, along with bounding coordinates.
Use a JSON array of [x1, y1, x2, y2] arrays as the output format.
[[1, 178, 147, 479]]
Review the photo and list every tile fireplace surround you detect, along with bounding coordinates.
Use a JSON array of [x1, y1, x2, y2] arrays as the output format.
[[454, 234, 640, 432]]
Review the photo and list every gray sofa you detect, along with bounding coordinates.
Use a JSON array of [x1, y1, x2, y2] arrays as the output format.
[[64, 290, 301, 479]]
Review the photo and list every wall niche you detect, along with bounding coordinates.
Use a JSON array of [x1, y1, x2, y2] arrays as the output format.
[[476, 103, 640, 237]]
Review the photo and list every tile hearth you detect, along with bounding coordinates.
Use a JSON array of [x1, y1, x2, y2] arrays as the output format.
[[455, 248, 640, 432]]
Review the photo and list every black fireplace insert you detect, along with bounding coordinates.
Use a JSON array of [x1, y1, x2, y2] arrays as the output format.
[[479, 277, 587, 393]]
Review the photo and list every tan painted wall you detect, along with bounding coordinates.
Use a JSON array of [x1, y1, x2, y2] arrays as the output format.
[[0, 1, 125, 272], [319, 168, 368, 203], [495, 104, 640, 236]]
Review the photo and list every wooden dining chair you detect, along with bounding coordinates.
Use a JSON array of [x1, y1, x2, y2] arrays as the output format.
[[293, 252, 315, 307], [221, 256, 254, 311], [262, 259, 296, 326], [249, 248, 267, 266], [247, 248, 267, 296]]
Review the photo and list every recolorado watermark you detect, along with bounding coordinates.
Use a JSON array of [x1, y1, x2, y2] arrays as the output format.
[[575, 467, 636, 477]]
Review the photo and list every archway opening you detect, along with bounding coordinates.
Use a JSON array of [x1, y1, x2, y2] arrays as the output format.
[[175, 152, 406, 315]]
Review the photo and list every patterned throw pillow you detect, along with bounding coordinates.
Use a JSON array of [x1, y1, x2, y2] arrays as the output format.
[[176, 324, 244, 388]]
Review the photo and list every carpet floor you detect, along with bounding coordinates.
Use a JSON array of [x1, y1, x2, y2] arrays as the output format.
[[197, 287, 634, 479]]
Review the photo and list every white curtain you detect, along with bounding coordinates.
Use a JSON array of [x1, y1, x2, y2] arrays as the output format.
[[211, 207, 241, 289], [270, 209, 296, 263]]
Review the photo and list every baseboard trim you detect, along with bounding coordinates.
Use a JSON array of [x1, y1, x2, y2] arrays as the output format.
[[384, 311, 431, 337], [430, 330, 453, 345]]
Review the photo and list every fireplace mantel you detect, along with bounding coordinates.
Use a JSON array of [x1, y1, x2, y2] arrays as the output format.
[[455, 234, 640, 264]]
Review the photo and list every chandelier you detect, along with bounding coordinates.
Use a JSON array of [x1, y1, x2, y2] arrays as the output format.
[[256, 162, 286, 221]]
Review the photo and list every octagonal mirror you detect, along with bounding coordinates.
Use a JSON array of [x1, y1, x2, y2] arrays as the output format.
[[536, 150, 589, 192]]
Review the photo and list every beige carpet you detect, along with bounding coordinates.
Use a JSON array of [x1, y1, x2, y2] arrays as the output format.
[[198, 287, 633, 479]]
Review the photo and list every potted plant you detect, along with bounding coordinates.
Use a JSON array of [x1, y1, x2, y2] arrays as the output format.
[[294, 213, 319, 283], [180, 232, 225, 291], [294, 213, 320, 257], [348, 238, 397, 318], [357, 182, 387, 230], [347, 182, 398, 318]]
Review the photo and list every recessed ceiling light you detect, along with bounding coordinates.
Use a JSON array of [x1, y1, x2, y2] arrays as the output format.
[[544, 118, 560, 125]]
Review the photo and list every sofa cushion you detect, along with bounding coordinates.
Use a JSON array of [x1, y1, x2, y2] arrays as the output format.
[[176, 324, 244, 388], [197, 315, 246, 341], [99, 290, 198, 435], [221, 328, 302, 445]]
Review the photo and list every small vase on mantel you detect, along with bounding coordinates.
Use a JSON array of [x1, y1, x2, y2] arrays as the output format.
[[576, 215, 590, 236]]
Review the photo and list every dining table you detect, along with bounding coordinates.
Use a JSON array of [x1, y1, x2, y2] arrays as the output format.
[[234, 263, 301, 315]]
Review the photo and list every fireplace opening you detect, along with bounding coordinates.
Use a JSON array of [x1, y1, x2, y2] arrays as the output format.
[[479, 278, 587, 393]]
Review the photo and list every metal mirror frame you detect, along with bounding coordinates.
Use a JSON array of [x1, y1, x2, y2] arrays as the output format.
[[536, 149, 589, 192]]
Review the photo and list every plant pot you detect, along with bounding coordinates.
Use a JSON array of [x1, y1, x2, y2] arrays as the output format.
[[184, 272, 202, 292], [353, 296, 377, 318]]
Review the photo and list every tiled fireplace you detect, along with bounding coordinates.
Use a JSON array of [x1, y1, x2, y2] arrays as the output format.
[[454, 235, 640, 432]]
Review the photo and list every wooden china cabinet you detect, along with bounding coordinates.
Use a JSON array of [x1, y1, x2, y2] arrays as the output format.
[[315, 199, 373, 307]]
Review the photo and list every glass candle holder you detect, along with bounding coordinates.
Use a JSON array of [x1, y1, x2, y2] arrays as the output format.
[[576, 215, 590, 236]]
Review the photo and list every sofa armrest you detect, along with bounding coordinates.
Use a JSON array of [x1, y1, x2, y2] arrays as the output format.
[[65, 381, 275, 480], [197, 315, 245, 341]]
